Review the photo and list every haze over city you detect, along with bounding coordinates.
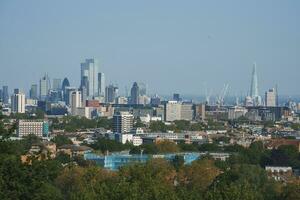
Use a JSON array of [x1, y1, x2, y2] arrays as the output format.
[[0, 0, 300, 95]]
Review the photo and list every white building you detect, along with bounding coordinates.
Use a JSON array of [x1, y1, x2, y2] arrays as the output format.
[[228, 106, 248, 120], [17, 120, 49, 138], [70, 91, 82, 116], [11, 93, 25, 113], [165, 101, 181, 122], [117, 133, 133, 144], [132, 136, 143, 146], [265, 88, 277, 107], [113, 112, 134, 134]]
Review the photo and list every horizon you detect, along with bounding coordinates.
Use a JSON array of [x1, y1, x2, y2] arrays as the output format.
[[0, 0, 300, 96]]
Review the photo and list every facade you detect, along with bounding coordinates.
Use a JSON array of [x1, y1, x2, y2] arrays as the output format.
[[228, 106, 248, 120], [130, 82, 140, 105], [265, 88, 277, 107], [11, 92, 25, 113], [52, 78, 62, 90], [195, 104, 206, 120], [70, 91, 82, 116], [80, 58, 100, 98], [30, 84, 38, 99], [2, 86, 9, 104], [249, 63, 262, 106], [105, 84, 118, 103], [113, 111, 134, 134], [39, 74, 50, 100], [17, 120, 49, 138], [180, 103, 194, 121], [98, 72, 105, 96], [165, 101, 181, 122]]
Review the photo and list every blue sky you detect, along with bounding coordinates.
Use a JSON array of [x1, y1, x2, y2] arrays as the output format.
[[0, 0, 299, 95]]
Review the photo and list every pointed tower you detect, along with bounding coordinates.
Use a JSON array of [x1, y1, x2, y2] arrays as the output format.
[[250, 62, 259, 98]]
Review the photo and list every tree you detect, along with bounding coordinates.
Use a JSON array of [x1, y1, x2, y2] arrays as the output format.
[[51, 135, 73, 147], [156, 140, 179, 153]]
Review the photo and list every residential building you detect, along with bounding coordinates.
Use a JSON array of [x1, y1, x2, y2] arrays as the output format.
[[265, 88, 277, 107], [17, 120, 49, 138], [11, 92, 25, 113], [164, 101, 181, 122], [113, 111, 134, 134]]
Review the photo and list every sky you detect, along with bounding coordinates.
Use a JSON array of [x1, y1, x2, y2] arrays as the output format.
[[0, 0, 299, 96]]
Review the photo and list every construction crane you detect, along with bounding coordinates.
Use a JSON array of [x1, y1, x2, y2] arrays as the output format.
[[216, 83, 229, 107]]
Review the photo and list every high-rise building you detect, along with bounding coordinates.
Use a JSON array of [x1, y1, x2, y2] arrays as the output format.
[[113, 111, 134, 134], [139, 82, 147, 96], [265, 88, 277, 107], [195, 104, 206, 121], [173, 93, 182, 101], [64, 87, 77, 105], [29, 84, 38, 99], [249, 63, 262, 106], [61, 77, 70, 102], [0, 89, 2, 102], [39, 74, 50, 100], [180, 103, 194, 121], [2, 86, 9, 104], [105, 84, 118, 103], [150, 94, 161, 106], [98, 73, 105, 96], [70, 90, 82, 115], [130, 82, 140, 105], [80, 58, 100, 98], [11, 92, 25, 113], [52, 78, 62, 90], [164, 101, 181, 122]]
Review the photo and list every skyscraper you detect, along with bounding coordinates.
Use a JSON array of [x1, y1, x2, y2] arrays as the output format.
[[11, 92, 25, 113], [2, 86, 9, 104], [39, 74, 50, 100], [80, 58, 100, 98], [130, 82, 140, 105], [61, 77, 70, 102], [250, 63, 259, 98], [249, 63, 262, 106], [105, 84, 118, 103], [265, 88, 277, 107], [98, 72, 105, 96], [70, 90, 82, 116], [29, 84, 38, 99], [0, 89, 2, 102], [52, 78, 62, 90]]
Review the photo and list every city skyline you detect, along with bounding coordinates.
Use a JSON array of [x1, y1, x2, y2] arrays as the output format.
[[0, 1, 300, 95]]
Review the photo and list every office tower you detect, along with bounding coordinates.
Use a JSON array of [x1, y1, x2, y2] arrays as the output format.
[[2, 86, 9, 104], [173, 93, 181, 101], [105, 84, 118, 103], [39, 74, 50, 100], [98, 73, 105, 96], [80, 58, 100, 98], [17, 120, 49, 138], [64, 87, 77, 105], [180, 103, 194, 121], [61, 78, 70, 91], [195, 104, 206, 120], [139, 82, 147, 96], [11, 92, 25, 113], [14, 88, 20, 94], [61, 77, 70, 101], [150, 94, 161, 106], [52, 78, 62, 90], [130, 82, 140, 104], [265, 88, 277, 107], [113, 111, 134, 134], [70, 90, 82, 115], [29, 84, 38, 99], [0, 89, 2, 102], [249, 63, 262, 106], [164, 101, 181, 122]]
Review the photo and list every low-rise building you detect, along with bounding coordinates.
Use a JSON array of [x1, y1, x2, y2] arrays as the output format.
[[17, 120, 49, 138]]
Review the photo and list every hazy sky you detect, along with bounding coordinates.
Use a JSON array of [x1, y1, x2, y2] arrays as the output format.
[[0, 0, 299, 96]]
